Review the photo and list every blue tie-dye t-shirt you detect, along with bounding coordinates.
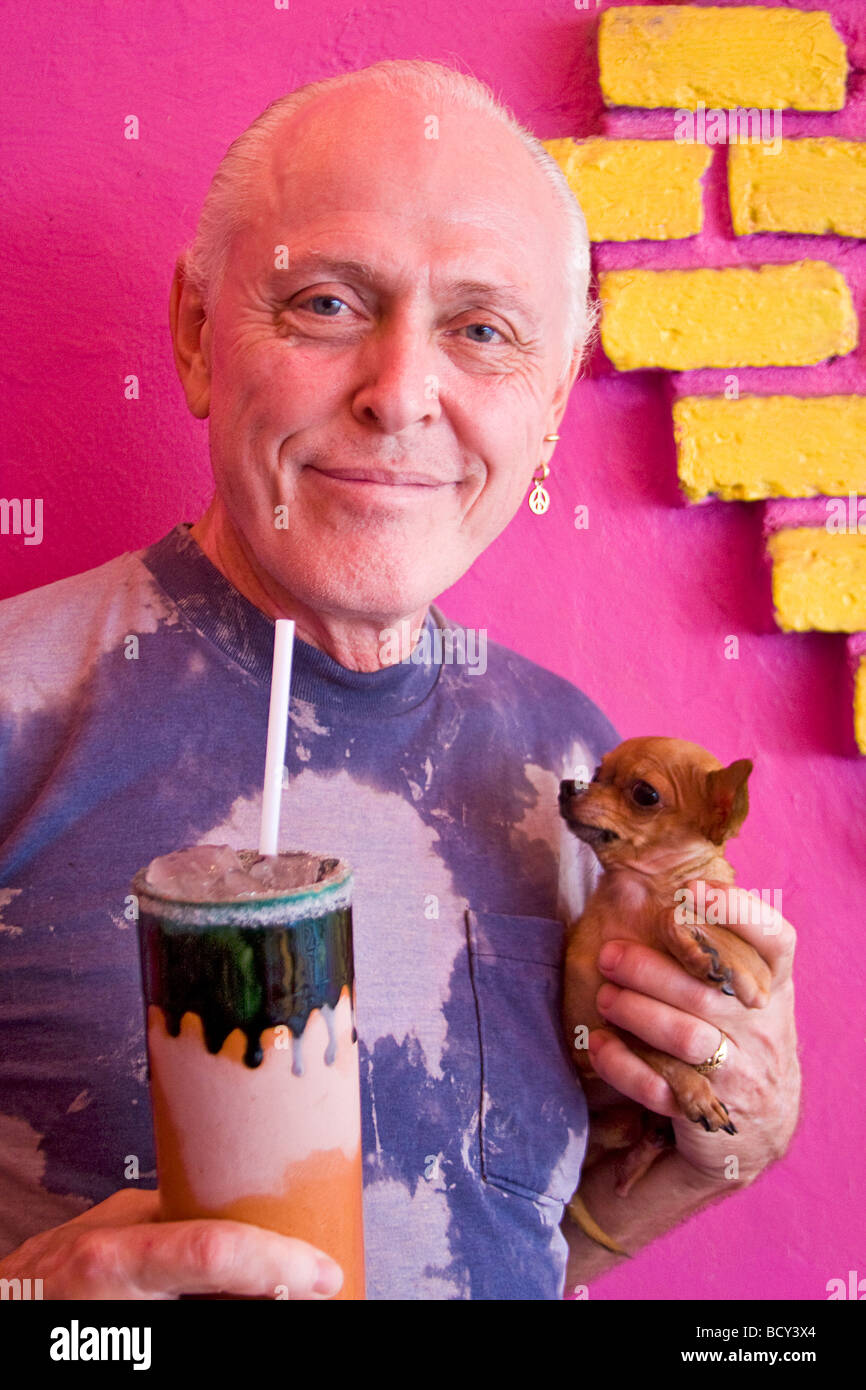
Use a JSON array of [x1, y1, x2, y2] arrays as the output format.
[[0, 522, 620, 1300]]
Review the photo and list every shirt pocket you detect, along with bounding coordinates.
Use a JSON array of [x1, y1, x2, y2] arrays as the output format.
[[465, 909, 588, 1206]]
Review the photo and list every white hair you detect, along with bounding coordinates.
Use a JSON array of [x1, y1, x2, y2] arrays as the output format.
[[179, 59, 598, 384]]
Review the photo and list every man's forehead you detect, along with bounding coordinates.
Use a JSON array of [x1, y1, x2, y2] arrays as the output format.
[[264, 82, 537, 179], [250, 86, 563, 253], [245, 182, 560, 319]]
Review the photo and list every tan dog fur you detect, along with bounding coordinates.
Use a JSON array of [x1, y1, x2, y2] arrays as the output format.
[[558, 736, 771, 1250]]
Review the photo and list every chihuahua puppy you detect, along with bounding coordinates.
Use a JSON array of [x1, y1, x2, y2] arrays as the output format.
[[558, 736, 771, 1246]]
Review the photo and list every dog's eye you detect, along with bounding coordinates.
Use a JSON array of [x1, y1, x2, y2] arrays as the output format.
[[631, 780, 660, 807]]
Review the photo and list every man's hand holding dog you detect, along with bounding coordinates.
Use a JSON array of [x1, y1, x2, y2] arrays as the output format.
[[588, 880, 799, 1185], [564, 880, 800, 1282]]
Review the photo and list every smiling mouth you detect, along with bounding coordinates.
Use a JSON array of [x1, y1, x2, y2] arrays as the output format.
[[307, 466, 453, 488]]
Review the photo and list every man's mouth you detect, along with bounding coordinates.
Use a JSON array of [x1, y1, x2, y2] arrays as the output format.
[[306, 465, 454, 488]]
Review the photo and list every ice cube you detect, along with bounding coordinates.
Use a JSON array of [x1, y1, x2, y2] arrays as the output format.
[[142, 846, 327, 901], [246, 852, 322, 893], [143, 844, 249, 901]]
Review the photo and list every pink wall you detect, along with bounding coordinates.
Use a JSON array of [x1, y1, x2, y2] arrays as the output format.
[[2, 0, 863, 1300]]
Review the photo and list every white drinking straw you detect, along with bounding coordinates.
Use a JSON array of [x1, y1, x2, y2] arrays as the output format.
[[259, 618, 295, 857]]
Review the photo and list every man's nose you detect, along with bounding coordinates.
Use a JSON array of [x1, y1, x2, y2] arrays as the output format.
[[351, 313, 442, 434]]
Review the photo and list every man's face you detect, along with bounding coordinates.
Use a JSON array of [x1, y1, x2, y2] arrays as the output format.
[[191, 85, 587, 623]]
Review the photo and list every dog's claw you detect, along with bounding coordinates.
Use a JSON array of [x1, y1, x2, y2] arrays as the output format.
[[694, 939, 737, 994], [698, 1116, 712, 1132], [721, 984, 735, 996], [722, 1122, 738, 1135]]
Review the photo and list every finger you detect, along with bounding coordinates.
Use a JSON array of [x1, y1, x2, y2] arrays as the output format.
[[118, 1220, 344, 1300], [597, 982, 738, 1068], [66, 1189, 163, 1229], [683, 880, 795, 979], [587, 1028, 680, 1120], [598, 939, 746, 1025]]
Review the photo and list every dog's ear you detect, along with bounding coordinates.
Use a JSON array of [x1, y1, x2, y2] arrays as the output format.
[[700, 759, 753, 845]]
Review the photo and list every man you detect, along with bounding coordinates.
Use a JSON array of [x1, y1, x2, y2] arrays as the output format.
[[0, 59, 799, 1300]]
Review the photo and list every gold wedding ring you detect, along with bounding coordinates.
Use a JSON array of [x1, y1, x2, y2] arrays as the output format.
[[695, 1031, 729, 1074]]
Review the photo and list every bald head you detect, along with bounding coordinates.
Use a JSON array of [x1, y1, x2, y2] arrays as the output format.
[[225, 81, 582, 382], [183, 60, 593, 380]]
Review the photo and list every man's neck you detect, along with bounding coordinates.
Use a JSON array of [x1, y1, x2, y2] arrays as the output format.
[[189, 500, 431, 673]]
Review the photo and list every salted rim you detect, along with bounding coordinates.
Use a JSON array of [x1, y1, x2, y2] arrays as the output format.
[[131, 850, 353, 926]]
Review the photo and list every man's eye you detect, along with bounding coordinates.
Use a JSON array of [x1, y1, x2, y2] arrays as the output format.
[[300, 294, 350, 316], [462, 322, 505, 344]]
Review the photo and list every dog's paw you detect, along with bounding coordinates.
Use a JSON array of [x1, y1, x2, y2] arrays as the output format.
[[675, 1074, 737, 1135], [661, 915, 771, 1009], [610, 1033, 739, 1139]]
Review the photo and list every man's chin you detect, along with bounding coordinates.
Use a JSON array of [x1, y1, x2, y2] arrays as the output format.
[[264, 544, 440, 625]]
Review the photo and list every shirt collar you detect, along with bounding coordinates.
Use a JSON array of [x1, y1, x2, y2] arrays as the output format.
[[140, 523, 447, 716]]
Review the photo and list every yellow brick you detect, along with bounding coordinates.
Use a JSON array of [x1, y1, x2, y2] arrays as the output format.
[[674, 395, 866, 502], [767, 529, 866, 632], [599, 6, 847, 112], [855, 656, 866, 755], [542, 137, 711, 241], [729, 139, 866, 237], [599, 262, 856, 371]]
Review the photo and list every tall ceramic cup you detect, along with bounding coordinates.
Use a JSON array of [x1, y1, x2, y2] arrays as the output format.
[[133, 849, 365, 1300]]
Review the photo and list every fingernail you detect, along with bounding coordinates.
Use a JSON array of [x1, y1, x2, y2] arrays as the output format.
[[599, 943, 623, 973], [597, 982, 617, 1011], [314, 1259, 344, 1296]]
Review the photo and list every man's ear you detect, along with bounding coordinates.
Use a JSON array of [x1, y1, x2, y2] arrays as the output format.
[[700, 759, 753, 845], [547, 340, 586, 427], [169, 258, 212, 419]]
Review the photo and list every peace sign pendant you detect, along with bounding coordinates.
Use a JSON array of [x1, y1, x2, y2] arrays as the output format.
[[528, 481, 550, 514]]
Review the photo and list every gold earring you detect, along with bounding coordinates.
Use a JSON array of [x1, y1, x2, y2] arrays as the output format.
[[529, 434, 559, 514]]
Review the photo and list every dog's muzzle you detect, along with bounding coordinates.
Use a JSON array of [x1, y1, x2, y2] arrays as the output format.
[[559, 779, 585, 803], [558, 780, 620, 845]]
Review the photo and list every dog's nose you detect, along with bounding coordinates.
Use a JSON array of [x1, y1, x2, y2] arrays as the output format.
[[559, 779, 582, 801]]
